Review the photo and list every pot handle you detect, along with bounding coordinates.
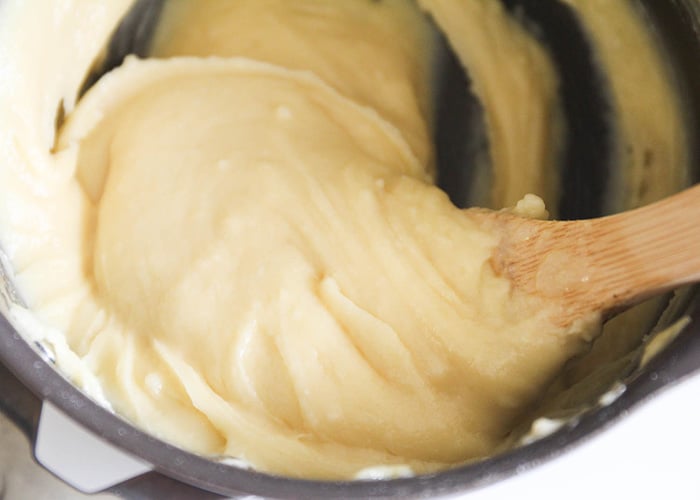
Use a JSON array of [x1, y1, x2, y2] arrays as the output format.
[[34, 401, 154, 494], [0, 367, 227, 499], [34, 401, 228, 498]]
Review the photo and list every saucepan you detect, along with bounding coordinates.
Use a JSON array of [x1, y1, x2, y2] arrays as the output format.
[[0, 0, 699, 498]]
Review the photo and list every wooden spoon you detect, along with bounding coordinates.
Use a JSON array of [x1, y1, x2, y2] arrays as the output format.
[[479, 184, 700, 327]]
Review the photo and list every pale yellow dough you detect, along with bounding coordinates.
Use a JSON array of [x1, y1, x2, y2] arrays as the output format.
[[56, 55, 580, 478], [149, 0, 439, 174], [0, 0, 688, 481]]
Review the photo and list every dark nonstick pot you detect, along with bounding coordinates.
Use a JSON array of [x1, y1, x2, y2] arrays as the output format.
[[1, 0, 700, 498]]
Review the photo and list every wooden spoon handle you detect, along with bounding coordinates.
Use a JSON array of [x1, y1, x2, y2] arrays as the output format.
[[593, 183, 700, 304], [488, 184, 700, 325]]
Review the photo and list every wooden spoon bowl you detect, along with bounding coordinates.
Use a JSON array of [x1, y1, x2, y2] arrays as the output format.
[[478, 184, 700, 327]]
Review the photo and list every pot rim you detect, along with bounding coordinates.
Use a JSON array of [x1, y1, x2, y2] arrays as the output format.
[[1, 299, 699, 499]]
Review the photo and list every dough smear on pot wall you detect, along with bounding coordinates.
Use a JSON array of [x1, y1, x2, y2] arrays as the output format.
[[0, 0, 688, 480]]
